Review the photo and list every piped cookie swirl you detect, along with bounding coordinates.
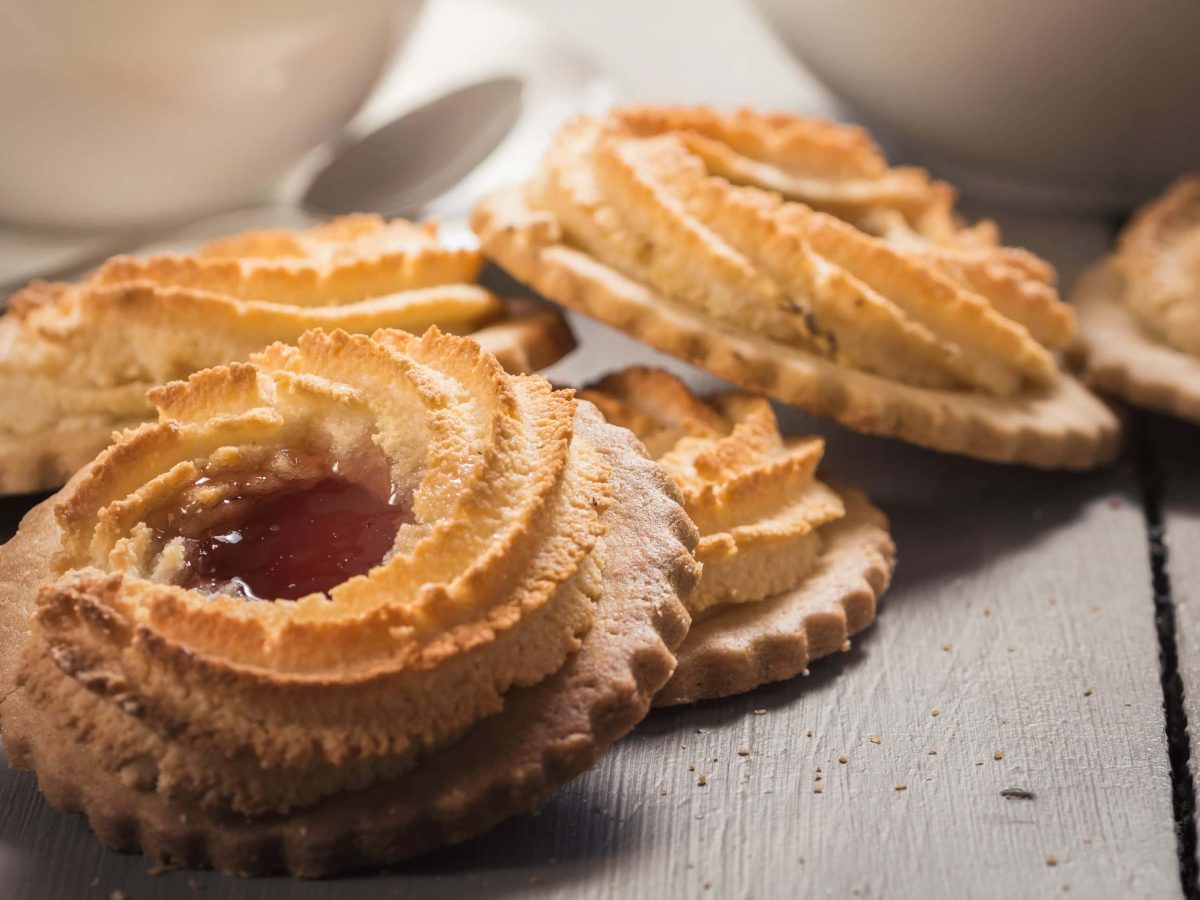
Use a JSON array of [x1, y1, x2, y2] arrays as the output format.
[[15, 328, 612, 817], [612, 106, 1076, 352], [519, 112, 1065, 395], [474, 105, 1119, 468], [582, 367, 894, 705], [583, 367, 843, 619]]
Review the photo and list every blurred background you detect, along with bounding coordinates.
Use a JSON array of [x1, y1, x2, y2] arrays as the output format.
[[2, 0, 1198, 288]]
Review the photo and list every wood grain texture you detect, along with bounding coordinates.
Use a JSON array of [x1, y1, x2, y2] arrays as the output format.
[[0, 218, 1184, 898]]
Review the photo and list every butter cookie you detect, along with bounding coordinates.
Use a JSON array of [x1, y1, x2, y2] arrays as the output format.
[[474, 107, 1118, 468], [581, 367, 893, 704], [1074, 174, 1200, 423], [0, 328, 697, 875]]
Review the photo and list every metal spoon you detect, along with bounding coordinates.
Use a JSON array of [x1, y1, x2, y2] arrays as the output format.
[[1, 75, 523, 296]]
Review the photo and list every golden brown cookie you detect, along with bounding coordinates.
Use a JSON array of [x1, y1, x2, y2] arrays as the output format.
[[473, 107, 1119, 468], [0, 328, 698, 875], [0, 215, 575, 496], [581, 367, 893, 704], [1074, 174, 1200, 423]]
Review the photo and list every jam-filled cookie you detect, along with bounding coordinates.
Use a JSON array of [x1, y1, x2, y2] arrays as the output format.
[[473, 106, 1119, 468], [581, 367, 893, 705], [0, 328, 698, 875], [1073, 174, 1200, 423], [0, 215, 574, 495]]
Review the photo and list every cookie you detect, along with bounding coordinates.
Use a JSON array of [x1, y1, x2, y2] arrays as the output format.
[[581, 367, 893, 704], [1074, 174, 1200, 423], [0, 328, 698, 875], [0, 215, 574, 496], [662, 487, 891, 705], [473, 107, 1119, 468]]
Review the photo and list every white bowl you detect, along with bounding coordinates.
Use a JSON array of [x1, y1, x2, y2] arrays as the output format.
[[0, 0, 423, 229], [750, 0, 1200, 210]]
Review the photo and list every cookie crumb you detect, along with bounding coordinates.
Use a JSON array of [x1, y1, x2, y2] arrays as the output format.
[[928, 748, 937, 755], [895, 782, 907, 791], [982, 607, 992, 617], [806, 729, 813, 737], [1083, 687, 1094, 697], [1000, 788, 1036, 800], [737, 747, 751, 757], [1046, 854, 1059, 867], [870, 735, 881, 745], [754, 709, 766, 716], [838, 754, 848, 764], [1007, 645, 1016, 653], [688, 764, 696, 772], [698, 773, 708, 786], [931, 708, 941, 717], [661, 788, 669, 796], [110, 893, 127, 900], [994, 750, 1004, 761], [814, 773, 823, 782], [942, 643, 952, 652], [703, 880, 713, 890], [813, 784, 823, 794], [1049, 596, 1057, 605], [976, 760, 985, 766]]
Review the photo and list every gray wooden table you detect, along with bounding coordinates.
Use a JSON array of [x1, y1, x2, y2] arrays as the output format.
[[2, 212, 1198, 898]]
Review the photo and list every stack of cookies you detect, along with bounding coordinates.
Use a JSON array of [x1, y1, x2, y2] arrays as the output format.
[[0, 103, 1189, 876]]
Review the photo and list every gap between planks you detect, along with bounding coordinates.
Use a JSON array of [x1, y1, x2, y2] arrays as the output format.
[[1148, 411, 1200, 899]]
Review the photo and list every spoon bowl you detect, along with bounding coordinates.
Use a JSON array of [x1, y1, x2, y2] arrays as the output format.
[[302, 76, 524, 218]]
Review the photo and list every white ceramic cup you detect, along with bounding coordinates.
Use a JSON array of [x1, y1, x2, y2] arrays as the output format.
[[0, 0, 423, 229], [749, 0, 1200, 210]]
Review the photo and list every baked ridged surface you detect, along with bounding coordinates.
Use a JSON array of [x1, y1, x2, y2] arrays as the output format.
[[475, 187, 1120, 469], [0, 407, 698, 875], [581, 366, 892, 704], [657, 486, 892, 706]]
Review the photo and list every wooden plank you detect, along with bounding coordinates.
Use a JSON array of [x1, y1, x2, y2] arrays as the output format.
[[0, 216, 1184, 898]]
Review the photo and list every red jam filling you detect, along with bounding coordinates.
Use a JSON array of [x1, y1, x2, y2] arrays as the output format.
[[178, 477, 412, 601]]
